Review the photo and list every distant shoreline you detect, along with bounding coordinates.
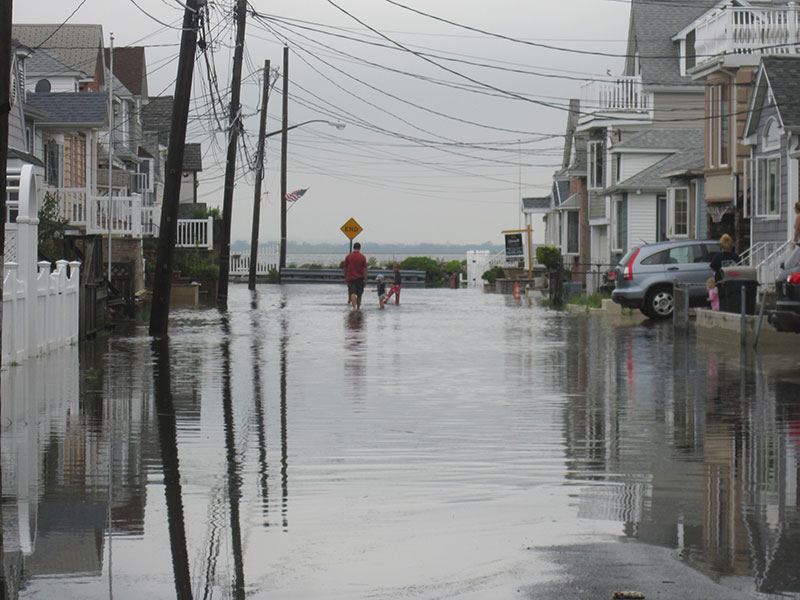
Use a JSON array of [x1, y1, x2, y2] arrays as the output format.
[[232, 241, 504, 254]]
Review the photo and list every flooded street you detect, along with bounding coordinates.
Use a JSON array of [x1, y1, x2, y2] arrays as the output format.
[[2, 285, 800, 599]]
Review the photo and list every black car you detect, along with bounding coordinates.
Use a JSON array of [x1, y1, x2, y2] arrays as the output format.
[[768, 247, 800, 333]]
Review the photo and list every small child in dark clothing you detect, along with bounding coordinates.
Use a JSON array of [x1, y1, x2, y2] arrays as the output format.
[[376, 274, 387, 309]]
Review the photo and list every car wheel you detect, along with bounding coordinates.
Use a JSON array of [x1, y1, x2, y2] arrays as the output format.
[[644, 285, 674, 319]]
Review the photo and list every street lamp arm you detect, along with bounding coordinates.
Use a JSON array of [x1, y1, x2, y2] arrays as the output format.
[[264, 119, 345, 138]]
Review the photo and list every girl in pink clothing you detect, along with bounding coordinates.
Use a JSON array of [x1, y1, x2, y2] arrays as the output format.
[[707, 277, 720, 311]]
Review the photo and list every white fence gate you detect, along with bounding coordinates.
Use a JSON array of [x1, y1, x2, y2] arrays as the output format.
[[3, 165, 80, 365], [230, 245, 279, 276]]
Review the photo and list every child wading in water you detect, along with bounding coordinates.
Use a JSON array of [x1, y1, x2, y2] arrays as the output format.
[[385, 263, 402, 305], [707, 277, 720, 311], [376, 274, 387, 309]]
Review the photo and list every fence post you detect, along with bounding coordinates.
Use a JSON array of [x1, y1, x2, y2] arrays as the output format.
[[207, 216, 214, 249]]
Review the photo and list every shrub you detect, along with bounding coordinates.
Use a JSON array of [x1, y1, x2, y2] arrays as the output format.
[[400, 256, 445, 286], [481, 266, 505, 285], [535, 246, 562, 271], [174, 249, 219, 280]]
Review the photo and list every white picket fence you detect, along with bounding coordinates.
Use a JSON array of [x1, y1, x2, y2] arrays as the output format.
[[230, 245, 279, 276], [3, 166, 80, 365]]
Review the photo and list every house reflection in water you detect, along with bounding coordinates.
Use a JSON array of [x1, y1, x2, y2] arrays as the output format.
[[558, 316, 800, 595]]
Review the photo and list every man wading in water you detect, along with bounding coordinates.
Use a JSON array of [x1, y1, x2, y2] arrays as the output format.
[[343, 242, 368, 311]]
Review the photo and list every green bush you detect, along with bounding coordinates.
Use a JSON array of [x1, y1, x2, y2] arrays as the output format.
[[400, 256, 445, 286], [267, 267, 280, 283], [444, 259, 463, 274], [174, 249, 219, 280], [481, 266, 505, 285], [535, 246, 562, 271]]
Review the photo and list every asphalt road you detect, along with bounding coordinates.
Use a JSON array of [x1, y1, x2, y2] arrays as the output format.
[[522, 541, 764, 600]]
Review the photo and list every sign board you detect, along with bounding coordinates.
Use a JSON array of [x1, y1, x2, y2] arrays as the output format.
[[504, 233, 524, 257], [341, 217, 363, 241]]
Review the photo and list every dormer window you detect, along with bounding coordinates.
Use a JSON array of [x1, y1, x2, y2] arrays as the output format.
[[763, 118, 780, 151]]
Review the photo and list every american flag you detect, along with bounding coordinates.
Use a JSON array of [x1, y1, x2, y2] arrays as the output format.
[[285, 188, 308, 202]]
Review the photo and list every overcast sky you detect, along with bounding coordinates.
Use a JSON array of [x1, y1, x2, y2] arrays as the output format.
[[13, 0, 631, 246]]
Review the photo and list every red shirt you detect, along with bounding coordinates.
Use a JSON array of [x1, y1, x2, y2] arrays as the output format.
[[343, 250, 367, 282]]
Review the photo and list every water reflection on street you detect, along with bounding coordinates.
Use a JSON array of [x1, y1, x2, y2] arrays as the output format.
[[2, 285, 799, 598]]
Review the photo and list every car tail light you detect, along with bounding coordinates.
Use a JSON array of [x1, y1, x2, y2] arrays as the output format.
[[788, 272, 800, 284], [622, 249, 640, 281]]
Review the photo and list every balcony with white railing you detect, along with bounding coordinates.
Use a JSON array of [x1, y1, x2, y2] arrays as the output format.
[[694, 5, 800, 67], [579, 76, 652, 127]]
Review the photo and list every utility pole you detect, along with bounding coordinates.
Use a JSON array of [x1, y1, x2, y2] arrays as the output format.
[[149, 0, 202, 338], [279, 45, 289, 271], [217, 0, 248, 310], [248, 60, 271, 291]]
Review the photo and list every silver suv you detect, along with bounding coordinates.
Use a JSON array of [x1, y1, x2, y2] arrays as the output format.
[[611, 239, 722, 319]]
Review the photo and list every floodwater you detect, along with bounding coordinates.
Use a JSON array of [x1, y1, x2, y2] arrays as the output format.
[[2, 285, 799, 599]]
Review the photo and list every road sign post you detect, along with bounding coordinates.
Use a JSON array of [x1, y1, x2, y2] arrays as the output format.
[[341, 217, 363, 252]]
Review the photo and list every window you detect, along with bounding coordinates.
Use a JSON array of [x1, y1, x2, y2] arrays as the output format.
[[720, 85, 728, 165], [709, 83, 729, 167], [756, 156, 780, 217], [686, 30, 696, 71], [6, 189, 18, 224], [667, 187, 689, 237], [44, 139, 62, 187], [567, 211, 579, 254], [613, 196, 627, 252], [589, 141, 604, 189], [763, 118, 780, 151], [709, 85, 717, 167], [656, 194, 668, 242]]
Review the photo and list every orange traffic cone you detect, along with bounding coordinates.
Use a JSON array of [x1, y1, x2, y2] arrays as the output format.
[[512, 282, 520, 300]]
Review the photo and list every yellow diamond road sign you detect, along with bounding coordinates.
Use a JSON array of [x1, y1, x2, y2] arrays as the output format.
[[341, 217, 363, 241]]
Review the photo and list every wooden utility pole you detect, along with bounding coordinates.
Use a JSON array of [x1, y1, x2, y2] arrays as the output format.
[[279, 45, 289, 271], [248, 60, 271, 291], [217, 0, 248, 309], [149, 0, 202, 338]]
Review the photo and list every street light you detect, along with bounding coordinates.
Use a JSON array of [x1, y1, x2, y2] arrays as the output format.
[[278, 119, 346, 271]]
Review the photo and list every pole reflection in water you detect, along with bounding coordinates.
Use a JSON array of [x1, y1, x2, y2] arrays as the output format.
[[250, 292, 270, 526], [151, 338, 193, 600], [344, 312, 366, 406], [220, 316, 245, 600], [279, 296, 289, 531]]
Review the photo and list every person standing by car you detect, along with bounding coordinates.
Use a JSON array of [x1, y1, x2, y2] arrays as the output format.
[[710, 233, 740, 282], [344, 242, 368, 311]]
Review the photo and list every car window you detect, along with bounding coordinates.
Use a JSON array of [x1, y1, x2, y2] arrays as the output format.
[[668, 244, 706, 264], [640, 250, 669, 265], [702, 243, 721, 261]]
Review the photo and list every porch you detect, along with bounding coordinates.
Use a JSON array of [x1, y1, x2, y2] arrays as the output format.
[[693, 5, 800, 68]]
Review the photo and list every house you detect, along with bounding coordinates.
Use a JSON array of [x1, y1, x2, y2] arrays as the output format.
[[575, 0, 717, 283], [12, 24, 105, 92], [603, 128, 705, 253], [549, 99, 589, 284], [141, 96, 204, 212], [741, 55, 800, 280]]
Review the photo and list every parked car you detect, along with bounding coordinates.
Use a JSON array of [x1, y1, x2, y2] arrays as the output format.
[[611, 239, 722, 319], [768, 246, 800, 333]]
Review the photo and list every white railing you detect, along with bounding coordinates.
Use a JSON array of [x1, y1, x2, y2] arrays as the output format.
[[176, 217, 213, 249], [141, 204, 161, 237], [743, 240, 793, 288], [695, 6, 800, 65], [53, 187, 89, 227], [4, 166, 81, 365], [580, 76, 651, 119], [87, 195, 143, 236], [229, 246, 279, 276], [465, 249, 519, 288]]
